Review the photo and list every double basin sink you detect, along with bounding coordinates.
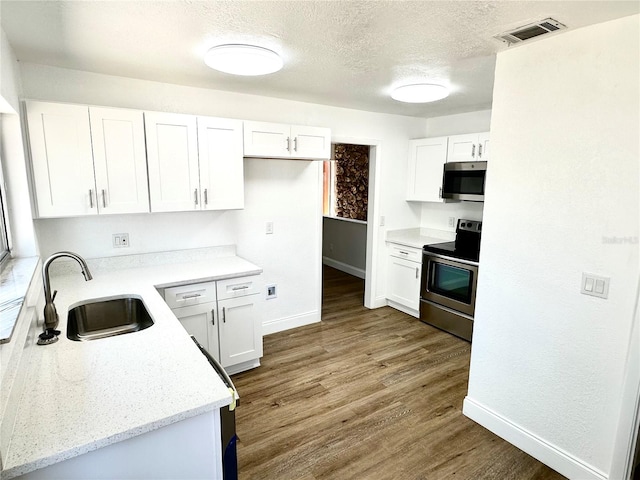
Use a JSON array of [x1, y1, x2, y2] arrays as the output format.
[[67, 296, 154, 341]]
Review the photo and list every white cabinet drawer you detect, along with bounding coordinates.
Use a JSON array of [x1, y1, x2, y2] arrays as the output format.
[[216, 276, 261, 300], [387, 243, 422, 263], [164, 282, 217, 308]]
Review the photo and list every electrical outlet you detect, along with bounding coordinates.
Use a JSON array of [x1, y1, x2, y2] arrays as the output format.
[[112, 233, 130, 248], [266, 221, 274, 235], [380, 216, 385, 226], [266, 284, 277, 299], [448, 217, 455, 228], [329, 243, 334, 253]]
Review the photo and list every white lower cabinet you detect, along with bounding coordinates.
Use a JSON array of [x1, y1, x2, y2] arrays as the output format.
[[386, 243, 422, 317], [16, 411, 221, 480], [164, 276, 263, 374]]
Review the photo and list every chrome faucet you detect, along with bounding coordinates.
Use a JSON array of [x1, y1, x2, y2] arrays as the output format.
[[38, 251, 93, 345]]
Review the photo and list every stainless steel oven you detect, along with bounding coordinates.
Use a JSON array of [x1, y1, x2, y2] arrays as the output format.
[[422, 254, 478, 316], [420, 219, 481, 341]]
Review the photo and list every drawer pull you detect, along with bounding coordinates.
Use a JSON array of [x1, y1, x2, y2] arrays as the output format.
[[399, 251, 409, 255], [181, 293, 202, 300], [231, 286, 249, 291]]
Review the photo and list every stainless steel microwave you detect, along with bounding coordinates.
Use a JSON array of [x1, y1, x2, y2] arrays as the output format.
[[442, 161, 487, 202]]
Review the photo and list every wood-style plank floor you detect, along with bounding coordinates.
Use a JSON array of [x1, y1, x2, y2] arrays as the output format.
[[233, 266, 565, 480]]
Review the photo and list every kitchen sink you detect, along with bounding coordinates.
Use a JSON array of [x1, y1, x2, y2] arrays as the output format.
[[67, 296, 154, 341]]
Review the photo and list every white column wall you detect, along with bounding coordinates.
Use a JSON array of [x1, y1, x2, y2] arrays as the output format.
[[465, 15, 639, 479]]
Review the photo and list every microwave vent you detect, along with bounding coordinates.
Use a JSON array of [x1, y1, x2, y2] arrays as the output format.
[[494, 18, 566, 46]]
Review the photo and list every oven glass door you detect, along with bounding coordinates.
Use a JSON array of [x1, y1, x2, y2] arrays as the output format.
[[423, 255, 478, 316]]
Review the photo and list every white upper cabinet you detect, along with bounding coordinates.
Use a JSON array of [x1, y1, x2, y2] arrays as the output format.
[[26, 101, 96, 218], [243, 121, 290, 158], [406, 137, 448, 202], [26, 101, 149, 218], [145, 112, 200, 213], [478, 132, 490, 161], [289, 125, 331, 159], [197, 116, 244, 210], [243, 121, 330, 160], [146, 112, 245, 213], [447, 132, 490, 162], [90, 107, 149, 214]]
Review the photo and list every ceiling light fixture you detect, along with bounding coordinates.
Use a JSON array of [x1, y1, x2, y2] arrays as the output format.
[[204, 44, 283, 76], [391, 83, 449, 103]]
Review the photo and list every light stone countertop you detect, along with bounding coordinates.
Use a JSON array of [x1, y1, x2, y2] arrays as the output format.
[[2, 253, 262, 479], [385, 227, 455, 249]]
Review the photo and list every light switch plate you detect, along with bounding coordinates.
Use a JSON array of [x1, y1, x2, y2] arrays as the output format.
[[581, 273, 609, 299]]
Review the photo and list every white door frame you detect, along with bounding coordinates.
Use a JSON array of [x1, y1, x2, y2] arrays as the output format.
[[325, 136, 381, 309]]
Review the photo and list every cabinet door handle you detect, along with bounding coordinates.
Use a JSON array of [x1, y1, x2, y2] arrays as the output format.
[[439, 187, 442, 198], [194, 189, 199, 206], [286, 137, 291, 152], [211, 308, 215, 326], [89, 189, 94, 208], [478, 144, 483, 158], [471, 144, 476, 158], [416, 267, 419, 279], [222, 306, 226, 323], [101, 189, 107, 208], [204, 188, 208, 206], [293, 137, 298, 152]]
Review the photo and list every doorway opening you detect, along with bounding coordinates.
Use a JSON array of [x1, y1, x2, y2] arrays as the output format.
[[321, 142, 373, 311]]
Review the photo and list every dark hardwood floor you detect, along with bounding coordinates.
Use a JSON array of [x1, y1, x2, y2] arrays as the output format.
[[232, 266, 565, 480]]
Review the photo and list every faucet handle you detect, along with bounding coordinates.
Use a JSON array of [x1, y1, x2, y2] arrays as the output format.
[[51, 290, 58, 302]]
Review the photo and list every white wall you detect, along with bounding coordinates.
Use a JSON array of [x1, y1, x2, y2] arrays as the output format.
[[0, 27, 37, 257], [0, 29, 20, 114], [419, 110, 491, 232], [464, 15, 639, 480], [20, 62, 427, 331]]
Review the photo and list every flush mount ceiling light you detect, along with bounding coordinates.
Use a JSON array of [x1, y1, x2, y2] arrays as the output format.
[[391, 84, 450, 103], [204, 44, 283, 76]]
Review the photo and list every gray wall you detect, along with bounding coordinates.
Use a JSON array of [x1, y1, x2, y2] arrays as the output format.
[[322, 217, 366, 278]]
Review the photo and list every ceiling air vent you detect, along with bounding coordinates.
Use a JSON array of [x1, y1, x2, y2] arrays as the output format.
[[494, 18, 566, 46]]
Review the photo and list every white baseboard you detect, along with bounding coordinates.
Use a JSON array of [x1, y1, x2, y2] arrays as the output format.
[[463, 397, 607, 480], [322, 256, 365, 279], [262, 310, 321, 336], [386, 299, 419, 318], [364, 295, 387, 310]]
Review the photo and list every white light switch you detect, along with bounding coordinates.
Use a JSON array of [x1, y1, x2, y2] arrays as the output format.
[[584, 277, 594, 292], [581, 273, 610, 299]]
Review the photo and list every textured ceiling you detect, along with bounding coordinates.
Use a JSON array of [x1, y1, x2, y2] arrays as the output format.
[[1, 1, 638, 118]]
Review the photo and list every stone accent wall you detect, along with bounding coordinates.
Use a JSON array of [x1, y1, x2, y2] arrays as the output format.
[[334, 144, 369, 221]]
